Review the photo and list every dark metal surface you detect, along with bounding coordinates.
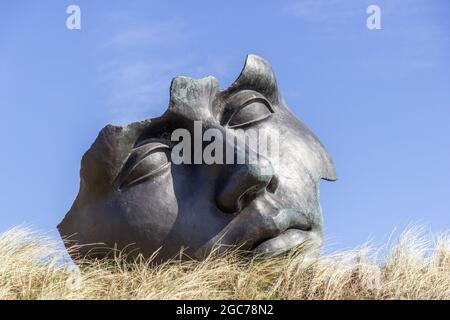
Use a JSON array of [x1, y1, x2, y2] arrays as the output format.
[[58, 55, 336, 262]]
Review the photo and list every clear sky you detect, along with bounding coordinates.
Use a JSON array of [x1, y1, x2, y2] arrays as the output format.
[[1, 0, 449, 251]]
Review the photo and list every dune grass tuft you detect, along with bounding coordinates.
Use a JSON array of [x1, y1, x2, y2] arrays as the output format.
[[0, 226, 448, 300]]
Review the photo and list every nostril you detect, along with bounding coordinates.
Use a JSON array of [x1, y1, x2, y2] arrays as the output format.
[[266, 174, 279, 194], [215, 157, 275, 214], [215, 174, 268, 214]]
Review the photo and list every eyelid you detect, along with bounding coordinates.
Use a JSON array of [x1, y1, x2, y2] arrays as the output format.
[[226, 97, 274, 128], [240, 97, 273, 112], [120, 161, 171, 189], [116, 141, 171, 189], [223, 90, 274, 126], [128, 143, 170, 174]]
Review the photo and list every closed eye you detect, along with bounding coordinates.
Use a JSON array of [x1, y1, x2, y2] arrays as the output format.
[[227, 98, 273, 128], [117, 141, 171, 189]]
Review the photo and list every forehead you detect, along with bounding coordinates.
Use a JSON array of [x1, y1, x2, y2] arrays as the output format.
[[224, 54, 278, 103], [168, 54, 279, 122]]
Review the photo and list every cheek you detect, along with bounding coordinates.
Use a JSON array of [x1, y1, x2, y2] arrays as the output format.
[[274, 134, 320, 205], [114, 169, 178, 248], [165, 165, 234, 249]]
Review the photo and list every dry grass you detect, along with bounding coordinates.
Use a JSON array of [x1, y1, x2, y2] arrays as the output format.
[[0, 226, 449, 300]]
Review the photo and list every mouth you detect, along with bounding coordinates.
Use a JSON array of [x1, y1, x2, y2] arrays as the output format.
[[248, 206, 315, 257], [251, 228, 311, 258], [194, 201, 317, 259]]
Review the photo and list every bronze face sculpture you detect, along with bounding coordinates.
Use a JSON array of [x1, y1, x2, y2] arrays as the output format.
[[58, 55, 336, 262]]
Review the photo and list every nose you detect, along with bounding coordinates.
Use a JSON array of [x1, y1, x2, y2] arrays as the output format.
[[215, 151, 276, 213]]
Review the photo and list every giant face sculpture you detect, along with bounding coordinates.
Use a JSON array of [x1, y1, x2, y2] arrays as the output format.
[[58, 55, 336, 262]]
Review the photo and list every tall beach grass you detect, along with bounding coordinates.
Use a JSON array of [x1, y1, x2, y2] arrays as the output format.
[[0, 226, 448, 300]]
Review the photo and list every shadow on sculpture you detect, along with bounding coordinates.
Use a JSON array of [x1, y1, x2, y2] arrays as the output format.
[[58, 54, 337, 263]]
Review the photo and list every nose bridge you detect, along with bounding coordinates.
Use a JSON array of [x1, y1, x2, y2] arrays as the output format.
[[168, 76, 219, 121], [215, 130, 275, 213]]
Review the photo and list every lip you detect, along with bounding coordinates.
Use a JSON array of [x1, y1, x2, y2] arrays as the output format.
[[252, 228, 310, 258], [249, 208, 313, 257], [194, 202, 314, 259]]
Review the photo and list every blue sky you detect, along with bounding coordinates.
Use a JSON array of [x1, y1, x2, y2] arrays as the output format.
[[0, 0, 449, 251]]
